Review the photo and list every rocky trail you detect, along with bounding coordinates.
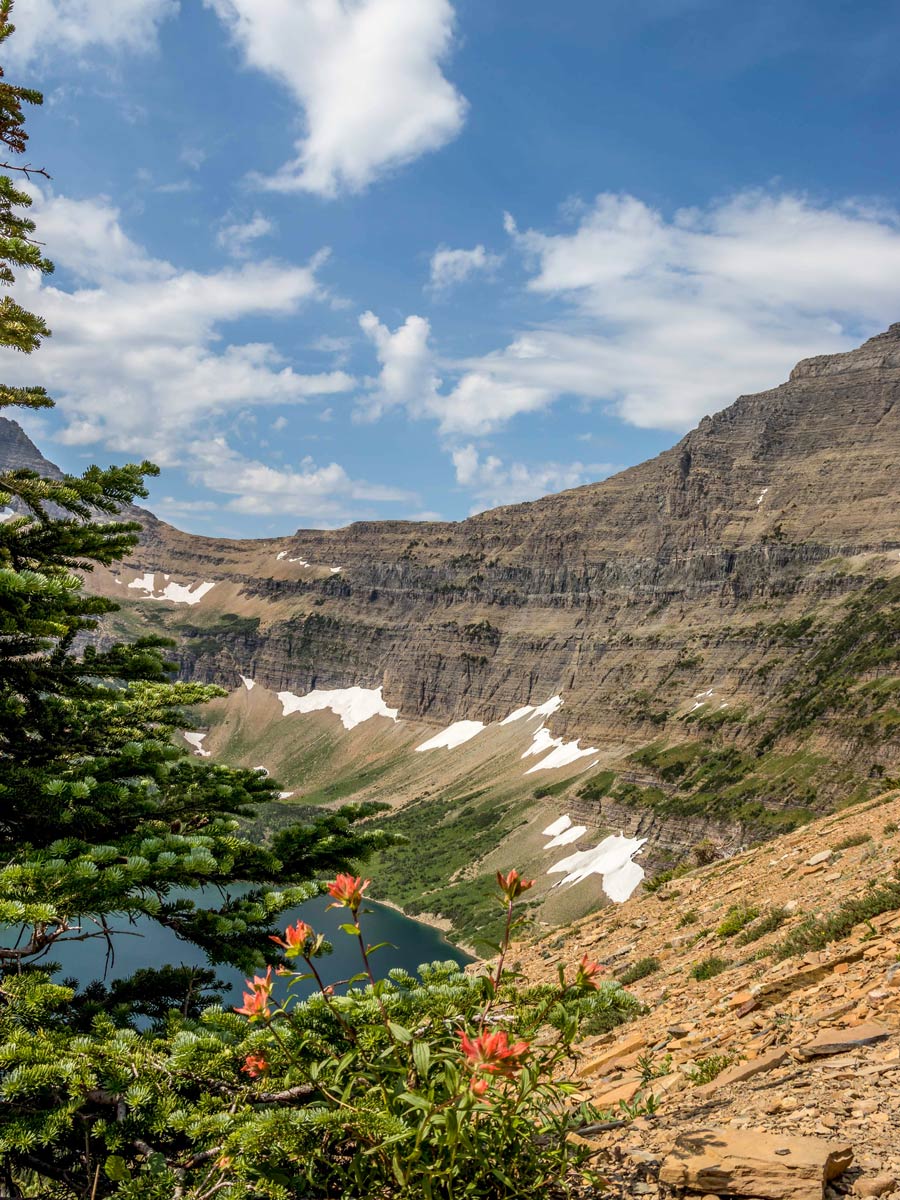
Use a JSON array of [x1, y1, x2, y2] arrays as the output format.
[[517, 789, 900, 1200]]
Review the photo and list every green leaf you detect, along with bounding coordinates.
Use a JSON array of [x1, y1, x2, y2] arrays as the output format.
[[412, 1040, 431, 1077], [388, 1021, 413, 1043], [338, 922, 359, 936], [104, 1156, 130, 1183]]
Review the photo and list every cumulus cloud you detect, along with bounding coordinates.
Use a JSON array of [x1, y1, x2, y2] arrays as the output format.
[[428, 244, 502, 291], [187, 438, 414, 520], [357, 310, 552, 434], [357, 310, 442, 421], [451, 445, 615, 511], [216, 211, 276, 258], [6, 0, 179, 63], [476, 192, 900, 431], [6, 189, 353, 465], [205, 0, 466, 197]]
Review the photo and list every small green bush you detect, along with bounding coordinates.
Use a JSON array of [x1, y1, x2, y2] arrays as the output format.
[[690, 955, 731, 981], [716, 904, 760, 938], [884, 821, 898, 835], [831, 832, 873, 851], [772, 877, 900, 961], [736, 906, 788, 945], [617, 957, 661, 986], [687, 1054, 735, 1085], [676, 909, 699, 928]]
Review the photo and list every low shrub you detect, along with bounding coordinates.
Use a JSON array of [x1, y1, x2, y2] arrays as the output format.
[[831, 832, 873, 851], [617, 956, 661, 986], [772, 877, 900, 961], [690, 955, 731, 981], [687, 1054, 735, 1085], [716, 904, 760, 938], [735, 906, 788, 945]]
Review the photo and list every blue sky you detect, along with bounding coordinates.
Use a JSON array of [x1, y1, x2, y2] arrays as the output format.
[[7, 0, 900, 536]]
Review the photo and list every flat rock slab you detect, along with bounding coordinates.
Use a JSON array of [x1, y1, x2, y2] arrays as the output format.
[[696, 1047, 788, 1097], [658, 1128, 853, 1200], [796, 1021, 890, 1059]]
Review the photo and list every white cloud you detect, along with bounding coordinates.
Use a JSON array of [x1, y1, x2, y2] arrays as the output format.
[[6, 189, 353, 465], [216, 211, 276, 258], [6, 0, 178, 64], [451, 445, 615, 511], [358, 310, 442, 421], [429, 244, 502, 291], [204, 0, 466, 197], [478, 192, 900, 431], [187, 438, 414, 520], [357, 310, 552, 435]]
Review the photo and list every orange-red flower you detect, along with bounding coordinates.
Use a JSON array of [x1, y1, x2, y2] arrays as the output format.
[[242, 1052, 268, 1078], [470, 1076, 490, 1096], [326, 873, 371, 913], [234, 965, 274, 1019], [575, 953, 607, 989], [459, 1029, 530, 1080], [270, 919, 316, 955], [496, 869, 534, 902]]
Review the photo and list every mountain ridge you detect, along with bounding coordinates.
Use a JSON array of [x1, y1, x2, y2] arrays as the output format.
[[3, 327, 898, 944]]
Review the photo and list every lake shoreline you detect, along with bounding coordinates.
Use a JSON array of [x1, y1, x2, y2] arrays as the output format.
[[376, 898, 479, 962]]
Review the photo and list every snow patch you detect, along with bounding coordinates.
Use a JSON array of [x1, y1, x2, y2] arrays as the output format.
[[330, 566, 342, 574], [545, 824, 587, 848], [541, 814, 572, 838], [521, 726, 598, 774], [278, 685, 399, 731], [254, 765, 269, 776], [239, 676, 256, 691], [127, 573, 216, 606], [415, 720, 485, 752], [547, 834, 646, 901], [500, 695, 563, 725], [278, 791, 294, 800], [276, 551, 287, 560], [756, 486, 770, 505], [183, 732, 210, 758]]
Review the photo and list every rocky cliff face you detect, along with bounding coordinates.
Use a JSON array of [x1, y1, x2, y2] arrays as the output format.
[[4, 328, 899, 943]]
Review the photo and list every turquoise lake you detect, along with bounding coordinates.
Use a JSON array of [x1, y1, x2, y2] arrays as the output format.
[[47, 889, 472, 1002]]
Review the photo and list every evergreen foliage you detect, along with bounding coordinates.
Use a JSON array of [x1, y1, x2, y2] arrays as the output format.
[[0, 10, 398, 1192]]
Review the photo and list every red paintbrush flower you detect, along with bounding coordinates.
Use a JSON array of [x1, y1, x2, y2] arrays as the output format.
[[234, 965, 273, 1019], [326, 873, 371, 913], [496, 869, 534, 902], [459, 1029, 530, 1080], [270, 919, 316, 955], [575, 953, 607, 989], [242, 1052, 268, 1078]]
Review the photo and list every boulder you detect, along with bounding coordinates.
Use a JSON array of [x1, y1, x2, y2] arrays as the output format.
[[658, 1128, 853, 1200]]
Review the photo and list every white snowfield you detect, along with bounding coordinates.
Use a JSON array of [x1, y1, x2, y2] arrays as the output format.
[[500, 695, 563, 725], [547, 832, 646, 902], [183, 731, 210, 757], [544, 824, 587, 848], [542, 814, 572, 837], [276, 551, 311, 566], [415, 720, 485, 752], [330, 567, 342, 574], [277, 685, 399, 731], [521, 725, 598, 774], [127, 573, 216, 606], [240, 676, 256, 690]]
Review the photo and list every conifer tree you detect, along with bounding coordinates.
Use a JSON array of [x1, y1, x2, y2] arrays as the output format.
[[0, 7, 392, 1190]]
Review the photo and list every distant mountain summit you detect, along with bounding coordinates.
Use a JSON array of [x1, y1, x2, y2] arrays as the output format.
[[0, 415, 63, 479]]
